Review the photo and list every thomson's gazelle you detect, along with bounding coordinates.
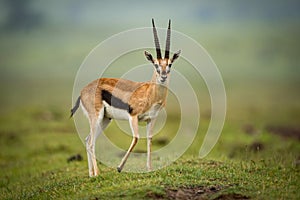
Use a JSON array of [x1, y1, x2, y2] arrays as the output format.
[[71, 19, 181, 177]]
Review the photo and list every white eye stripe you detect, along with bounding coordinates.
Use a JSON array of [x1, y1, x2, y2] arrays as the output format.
[[166, 66, 170, 73]]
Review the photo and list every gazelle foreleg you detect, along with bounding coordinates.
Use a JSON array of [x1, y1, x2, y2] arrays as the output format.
[[146, 118, 156, 171], [117, 115, 139, 172]]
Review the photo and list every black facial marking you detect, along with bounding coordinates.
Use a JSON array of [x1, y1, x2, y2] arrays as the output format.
[[102, 90, 133, 114], [154, 64, 160, 73]]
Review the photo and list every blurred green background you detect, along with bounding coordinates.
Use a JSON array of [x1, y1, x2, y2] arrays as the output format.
[[0, 0, 299, 124], [1, 0, 300, 163]]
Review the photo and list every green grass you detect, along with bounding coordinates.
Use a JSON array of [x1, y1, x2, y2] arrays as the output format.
[[0, 106, 299, 199]]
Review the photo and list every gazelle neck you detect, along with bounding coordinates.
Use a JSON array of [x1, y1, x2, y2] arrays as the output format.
[[150, 69, 169, 103], [150, 69, 157, 83]]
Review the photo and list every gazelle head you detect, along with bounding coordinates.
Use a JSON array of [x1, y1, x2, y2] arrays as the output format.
[[145, 19, 181, 84]]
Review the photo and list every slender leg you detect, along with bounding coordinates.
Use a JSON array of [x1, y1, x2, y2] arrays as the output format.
[[146, 118, 156, 171], [117, 115, 139, 172], [91, 117, 111, 176], [86, 109, 111, 177], [85, 134, 93, 177], [85, 119, 97, 177]]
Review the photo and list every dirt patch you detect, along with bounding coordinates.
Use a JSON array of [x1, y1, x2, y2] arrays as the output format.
[[147, 185, 249, 200], [67, 154, 83, 163], [166, 186, 216, 200], [214, 193, 250, 200], [265, 125, 300, 140], [249, 141, 264, 152]]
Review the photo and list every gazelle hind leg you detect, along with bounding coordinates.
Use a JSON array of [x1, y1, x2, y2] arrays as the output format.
[[85, 120, 97, 177], [85, 134, 94, 177], [91, 117, 111, 176], [117, 115, 139, 172], [85, 108, 105, 177]]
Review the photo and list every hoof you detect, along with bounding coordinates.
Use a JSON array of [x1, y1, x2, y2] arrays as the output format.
[[117, 167, 122, 173]]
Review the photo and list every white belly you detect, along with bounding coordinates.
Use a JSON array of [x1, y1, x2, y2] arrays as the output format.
[[103, 101, 162, 121], [103, 101, 130, 120]]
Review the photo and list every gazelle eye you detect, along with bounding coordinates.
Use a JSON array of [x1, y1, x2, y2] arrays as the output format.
[[154, 64, 161, 73]]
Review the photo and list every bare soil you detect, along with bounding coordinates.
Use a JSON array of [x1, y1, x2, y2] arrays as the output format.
[[147, 185, 250, 200], [266, 125, 300, 140]]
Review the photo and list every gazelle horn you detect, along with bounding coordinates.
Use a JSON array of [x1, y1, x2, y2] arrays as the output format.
[[164, 19, 171, 59], [152, 18, 162, 59]]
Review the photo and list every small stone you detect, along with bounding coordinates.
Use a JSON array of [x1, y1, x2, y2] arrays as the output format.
[[196, 189, 205, 194]]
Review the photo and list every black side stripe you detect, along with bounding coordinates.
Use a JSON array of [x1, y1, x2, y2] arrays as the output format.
[[101, 90, 133, 114]]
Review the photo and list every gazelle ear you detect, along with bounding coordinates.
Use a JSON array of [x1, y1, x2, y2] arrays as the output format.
[[144, 51, 154, 63], [171, 50, 181, 63]]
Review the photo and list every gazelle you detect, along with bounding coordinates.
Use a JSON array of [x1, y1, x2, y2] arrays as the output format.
[[70, 19, 181, 177]]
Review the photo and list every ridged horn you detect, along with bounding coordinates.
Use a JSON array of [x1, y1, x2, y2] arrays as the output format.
[[164, 19, 171, 59], [152, 18, 162, 59]]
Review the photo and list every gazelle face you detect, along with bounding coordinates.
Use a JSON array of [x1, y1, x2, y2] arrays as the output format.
[[155, 59, 170, 84], [145, 19, 181, 84], [145, 50, 181, 84]]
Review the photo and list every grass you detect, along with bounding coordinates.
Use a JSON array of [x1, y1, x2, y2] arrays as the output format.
[[0, 105, 299, 199], [3, 157, 298, 199], [0, 21, 300, 199]]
